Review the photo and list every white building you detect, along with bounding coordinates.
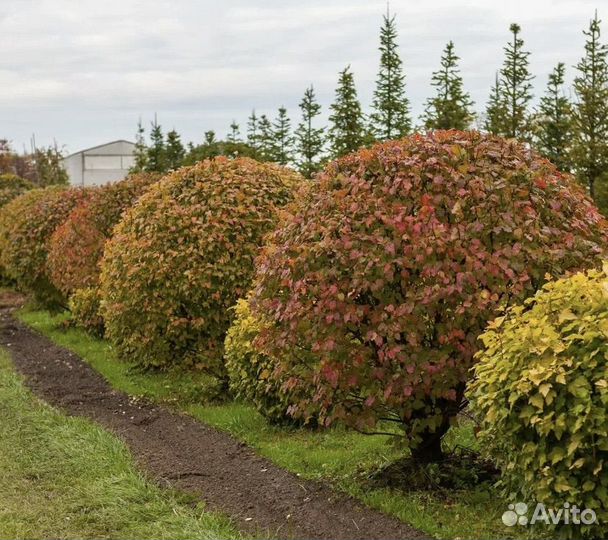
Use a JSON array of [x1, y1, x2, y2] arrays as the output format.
[[62, 140, 136, 187]]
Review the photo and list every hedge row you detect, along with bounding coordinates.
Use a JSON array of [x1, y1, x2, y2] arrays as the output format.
[[0, 133, 606, 538], [0, 186, 92, 308]]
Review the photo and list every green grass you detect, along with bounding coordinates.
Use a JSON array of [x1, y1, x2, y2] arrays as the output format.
[[0, 347, 241, 540], [17, 307, 535, 540]]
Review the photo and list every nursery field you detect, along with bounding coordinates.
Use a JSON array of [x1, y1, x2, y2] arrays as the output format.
[[0, 131, 606, 540]]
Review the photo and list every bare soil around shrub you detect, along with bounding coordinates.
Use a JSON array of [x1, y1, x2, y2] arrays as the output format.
[[0, 299, 427, 540]]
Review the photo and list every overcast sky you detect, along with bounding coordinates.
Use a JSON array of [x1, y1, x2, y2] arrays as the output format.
[[0, 0, 604, 153]]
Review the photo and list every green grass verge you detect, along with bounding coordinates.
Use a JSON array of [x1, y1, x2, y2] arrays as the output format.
[[17, 308, 536, 540], [0, 347, 241, 540]]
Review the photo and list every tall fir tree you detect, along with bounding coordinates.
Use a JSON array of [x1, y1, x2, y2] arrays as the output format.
[[534, 63, 574, 172], [165, 129, 185, 170], [257, 114, 274, 162], [131, 119, 148, 172], [484, 73, 506, 134], [423, 41, 474, 130], [369, 11, 411, 140], [271, 107, 294, 165], [295, 85, 325, 178], [147, 118, 167, 172], [328, 65, 366, 158], [487, 23, 534, 140], [572, 12, 608, 201], [247, 110, 259, 151], [228, 121, 241, 143]]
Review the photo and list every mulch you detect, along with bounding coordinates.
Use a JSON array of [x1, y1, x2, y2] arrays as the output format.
[[0, 302, 427, 540]]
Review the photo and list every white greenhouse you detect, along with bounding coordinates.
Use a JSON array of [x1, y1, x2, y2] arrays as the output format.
[[62, 140, 136, 187]]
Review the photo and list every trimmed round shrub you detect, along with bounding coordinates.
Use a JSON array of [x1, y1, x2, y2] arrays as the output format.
[[0, 186, 91, 308], [47, 172, 160, 298], [469, 267, 608, 538], [225, 298, 316, 424], [0, 174, 33, 208], [249, 130, 608, 461], [100, 157, 302, 377], [69, 286, 104, 337]]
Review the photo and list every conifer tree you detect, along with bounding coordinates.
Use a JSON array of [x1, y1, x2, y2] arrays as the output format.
[[328, 66, 366, 158], [147, 118, 166, 172], [534, 63, 573, 172], [131, 119, 148, 172], [295, 85, 325, 178], [257, 114, 274, 162], [369, 12, 411, 140], [165, 129, 185, 170], [484, 73, 507, 134], [572, 12, 608, 201], [488, 23, 534, 140], [423, 41, 474, 130], [247, 110, 259, 151], [271, 107, 294, 165], [228, 121, 241, 143], [204, 130, 216, 145]]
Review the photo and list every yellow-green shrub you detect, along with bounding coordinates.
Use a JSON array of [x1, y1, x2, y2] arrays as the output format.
[[69, 287, 104, 337], [100, 157, 302, 378], [469, 267, 608, 538], [0, 174, 33, 208], [225, 299, 290, 423]]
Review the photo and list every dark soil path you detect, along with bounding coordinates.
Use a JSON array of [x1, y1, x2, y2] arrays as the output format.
[[0, 301, 427, 540]]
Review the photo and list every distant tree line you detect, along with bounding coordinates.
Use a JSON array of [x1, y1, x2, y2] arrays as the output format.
[[131, 11, 608, 212], [0, 139, 68, 186]]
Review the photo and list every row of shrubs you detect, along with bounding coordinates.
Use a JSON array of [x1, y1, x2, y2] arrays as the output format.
[[0, 130, 606, 537]]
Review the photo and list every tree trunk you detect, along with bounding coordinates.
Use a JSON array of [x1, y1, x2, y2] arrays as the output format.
[[410, 425, 448, 463], [408, 382, 467, 463]]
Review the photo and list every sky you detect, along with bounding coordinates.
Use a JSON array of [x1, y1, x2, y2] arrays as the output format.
[[0, 0, 604, 154]]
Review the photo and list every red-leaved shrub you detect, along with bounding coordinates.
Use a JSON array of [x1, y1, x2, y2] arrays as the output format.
[[48, 172, 160, 297], [249, 130, 608, 461], [0, 186, 91, 308]]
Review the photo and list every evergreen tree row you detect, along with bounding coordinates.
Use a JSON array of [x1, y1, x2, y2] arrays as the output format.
[[132, 11, 608, 213]]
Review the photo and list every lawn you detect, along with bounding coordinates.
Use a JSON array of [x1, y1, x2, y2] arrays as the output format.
[[17, 307, 540, 540], [0, 347, 241, 540]]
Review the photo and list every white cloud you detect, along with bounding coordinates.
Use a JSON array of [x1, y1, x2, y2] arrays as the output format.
[[0, 0, 603, 152]]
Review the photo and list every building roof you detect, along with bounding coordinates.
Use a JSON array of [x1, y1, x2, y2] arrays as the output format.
[[63, 139, 136, 159]]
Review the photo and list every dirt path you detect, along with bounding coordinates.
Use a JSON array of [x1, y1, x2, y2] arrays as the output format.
[[0, 304, 427, 540]]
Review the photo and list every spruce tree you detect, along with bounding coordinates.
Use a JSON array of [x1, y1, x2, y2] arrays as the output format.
[[147, 118, 166, 172], [228, 121, 241, 144], [295, 85, 325, 178], [247, 110, 259, 151], [534, 63, 573, 172], [131, 119, 148, 172], [204, 130, 216, 145], [271, 107, 294, 165], [491, 23, 534, 140], [423, 41, 474, 130], [572, 12, 608, 201], [328, 66, 366, 158], [257, 114, 274, 162], [165, 129, 185, 170], [369, 12, 411, 140], [484, 73, 507, 134]]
